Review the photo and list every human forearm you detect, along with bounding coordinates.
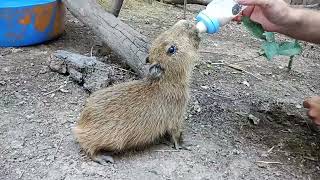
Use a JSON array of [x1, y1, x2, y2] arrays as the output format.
[[279, 8, 320, 44]]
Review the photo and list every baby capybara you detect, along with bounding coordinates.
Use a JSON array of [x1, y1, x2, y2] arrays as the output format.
[[73, 20, 200, 164]]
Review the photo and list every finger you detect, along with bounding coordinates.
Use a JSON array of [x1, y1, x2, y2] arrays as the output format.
[[303, 99, 311, 108], [304, 96, 320, 108], [314, 119, 320, 126], [232, 15, 242, 22], [308, 108, 319, 118], [242, 6, 254, 17], [308, 110, 320, 126], [237, 0, 270, 6], [310, 96, 320, 102]]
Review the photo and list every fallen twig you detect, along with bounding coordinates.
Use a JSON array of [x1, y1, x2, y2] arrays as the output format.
[[43, 81, 69, 96], [200, 51, 263, 64], [225, 64, 262, 80], [211, 62, 263, 81], [114, 67, 138, 75], [18, 162, 31, 179], [303, 156, 318, 161], [256, 161, 282, 165], [90, 46, 94, 58], [267, 146, 275, 153], [53, 136, 64, 160]]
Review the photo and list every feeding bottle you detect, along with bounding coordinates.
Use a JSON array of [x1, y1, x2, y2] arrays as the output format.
[[195, 0, 246, 34]]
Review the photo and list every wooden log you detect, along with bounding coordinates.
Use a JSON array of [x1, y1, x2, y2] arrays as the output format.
[[62, 0, 150, 77], [111, 0, 124, 17]]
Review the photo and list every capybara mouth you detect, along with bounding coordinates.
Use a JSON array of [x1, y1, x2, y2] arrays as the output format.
[[176, 20, 201, 49]]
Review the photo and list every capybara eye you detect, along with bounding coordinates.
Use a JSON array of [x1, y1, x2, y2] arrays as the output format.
[[167, 45, 177, 55]]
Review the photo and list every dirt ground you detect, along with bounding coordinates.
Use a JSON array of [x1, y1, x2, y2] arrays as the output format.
[[1, 1, 320, 179]]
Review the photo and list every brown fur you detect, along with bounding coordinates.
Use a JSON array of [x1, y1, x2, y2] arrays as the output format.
[[73, 20, 200, 161]]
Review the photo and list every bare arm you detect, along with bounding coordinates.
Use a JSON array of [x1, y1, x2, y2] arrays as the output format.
[[283, 8, 320, 44]]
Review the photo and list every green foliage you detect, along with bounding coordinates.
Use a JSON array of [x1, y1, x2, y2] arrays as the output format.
[[278, 41, 302, 56], [241, 17, 303, 70], [262, 42, 279, 60], [242, 16, 266, 40], [264, 32, 275, 42]]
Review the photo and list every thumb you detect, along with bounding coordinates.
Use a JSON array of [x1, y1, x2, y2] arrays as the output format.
[[232, 14, 243, 22]]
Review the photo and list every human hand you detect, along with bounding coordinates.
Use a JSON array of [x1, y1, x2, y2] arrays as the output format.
[[235, 0, 292, 32], [303, 96, 320, 126]]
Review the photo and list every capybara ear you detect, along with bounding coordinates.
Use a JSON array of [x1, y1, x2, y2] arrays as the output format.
[[148, 63, 164, 80]]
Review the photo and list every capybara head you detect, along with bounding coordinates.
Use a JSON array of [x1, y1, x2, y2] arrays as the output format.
[[147, 20, 200, 81]]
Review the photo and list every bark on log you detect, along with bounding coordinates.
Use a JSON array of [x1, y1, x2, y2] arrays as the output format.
[[62, 0, 150, 77]]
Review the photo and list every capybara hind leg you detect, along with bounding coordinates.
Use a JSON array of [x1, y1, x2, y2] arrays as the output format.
[[171, 130, 190, 151], [92, 152, 114, 165]]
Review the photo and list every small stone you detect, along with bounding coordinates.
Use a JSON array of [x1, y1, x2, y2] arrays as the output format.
[[0, 81, 6, 86], [1, 49, 11, 56], [194, 104, 201, 113], [193, 101, 202, 113], [248, 114, 260, 125], [232, 149, 240, 155], [46, 155, 55, 161], [26, 115, 33, 120], [149, 170, 159, 175], [39, 67, 48, 74], [11, 48, 22, 53], [296, 105, 302, 109], [200, 85, 209, 90], [59, 89, 69, 93], [17, 101, 26, 106], [257, 163, 268, 168], [242, 81, 250, 87], [11, 140, 24, 149], [48, 56, 68, 74], [2, 67, 10, 72]]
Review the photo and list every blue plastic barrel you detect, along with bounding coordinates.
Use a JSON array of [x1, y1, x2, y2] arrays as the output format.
[[0, 0, 65, 47]]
